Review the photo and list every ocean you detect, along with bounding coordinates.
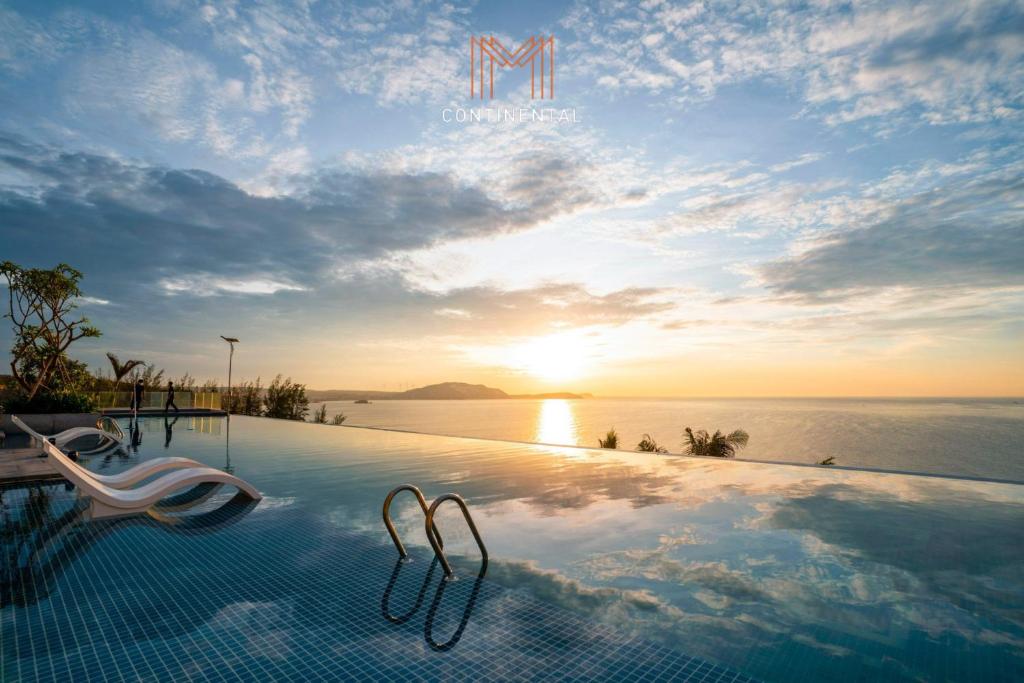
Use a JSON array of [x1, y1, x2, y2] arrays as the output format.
[[309, 397, 1024, 482]]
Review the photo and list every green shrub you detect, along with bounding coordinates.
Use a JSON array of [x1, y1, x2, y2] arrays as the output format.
[[636, 433, 668, 453], [264, 375, 309, 421], [1, 389, 96, 414]]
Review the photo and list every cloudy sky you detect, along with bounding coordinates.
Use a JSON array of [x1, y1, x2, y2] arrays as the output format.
[[0, 0, 1021, 395]]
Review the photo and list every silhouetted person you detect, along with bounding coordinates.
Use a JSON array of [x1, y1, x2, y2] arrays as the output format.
[[132, 379, 144, 414], [164, 415, 178, 448], [165, 381, 179, 414]]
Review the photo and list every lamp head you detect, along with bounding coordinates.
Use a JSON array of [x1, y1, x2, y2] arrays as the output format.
[[220, 336, 240, 344]]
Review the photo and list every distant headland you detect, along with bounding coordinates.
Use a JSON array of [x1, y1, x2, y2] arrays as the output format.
[[307, 382, 592, 401]]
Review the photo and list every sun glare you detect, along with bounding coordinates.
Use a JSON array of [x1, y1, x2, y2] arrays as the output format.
[[535, 399, 580, 445], [512, 333, 589, 382]]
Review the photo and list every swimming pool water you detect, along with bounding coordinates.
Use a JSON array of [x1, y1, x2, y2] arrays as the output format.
[[2, 416, 1022, 681]]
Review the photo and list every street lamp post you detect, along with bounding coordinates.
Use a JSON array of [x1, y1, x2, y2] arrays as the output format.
[[220, 336, 239, 414]]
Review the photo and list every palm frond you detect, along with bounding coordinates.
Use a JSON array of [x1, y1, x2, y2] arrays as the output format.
[[684, 427, 749, 457]]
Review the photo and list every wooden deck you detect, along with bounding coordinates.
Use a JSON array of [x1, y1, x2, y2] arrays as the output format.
[[0, 447, 62, 485]]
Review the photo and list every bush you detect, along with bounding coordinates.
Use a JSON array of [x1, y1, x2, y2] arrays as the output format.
[[226, 378, 263, 416], [1, 389, 96, 414], [598, 428, 618, 449], [264, 375, 309, 421], [636, 434, 668, 453]]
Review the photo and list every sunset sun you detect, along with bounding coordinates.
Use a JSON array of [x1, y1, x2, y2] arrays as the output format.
[[512, 333, 589, 382]]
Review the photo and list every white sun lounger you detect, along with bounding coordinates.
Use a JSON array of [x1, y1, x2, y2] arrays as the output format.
[[13, 416, 262, 519], [14, 416, 204, 489], [22, 421, 123, 453]]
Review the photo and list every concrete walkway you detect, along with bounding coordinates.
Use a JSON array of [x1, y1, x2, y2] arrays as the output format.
[[0, 447, 61, 485]]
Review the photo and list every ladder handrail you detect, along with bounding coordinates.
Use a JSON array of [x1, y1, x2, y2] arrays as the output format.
[[96, 416, 125, 442], [424, 493, 489, 580], [382, 484, 443, 558]]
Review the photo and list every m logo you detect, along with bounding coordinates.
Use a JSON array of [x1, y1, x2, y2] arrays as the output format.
[[470, 35, 555, 99]]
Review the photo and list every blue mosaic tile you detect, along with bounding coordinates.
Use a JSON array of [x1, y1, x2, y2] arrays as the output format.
[[0, 483, 755, 682]]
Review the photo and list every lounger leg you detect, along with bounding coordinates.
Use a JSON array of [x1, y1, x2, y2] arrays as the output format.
[[86, 499, 140, 520]]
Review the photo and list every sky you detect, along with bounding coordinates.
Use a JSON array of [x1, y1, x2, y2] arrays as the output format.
[[0, 0, 1022, 396]]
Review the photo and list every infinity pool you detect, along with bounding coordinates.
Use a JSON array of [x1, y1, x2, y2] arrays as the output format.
[[2, 416, 1022, 681]]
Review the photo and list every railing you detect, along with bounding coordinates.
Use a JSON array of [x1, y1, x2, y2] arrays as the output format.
[[88, 391, 221, 410], [382, 484, 444, 559], [95, 416, 125, 442], [424, 494, 488, 579], [382, 484, 487, 580], [380, 486, 488, 651]]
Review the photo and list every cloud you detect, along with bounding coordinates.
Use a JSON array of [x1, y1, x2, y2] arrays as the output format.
[[563, 0, 1024, 130], [77, 296, 111, 305], [0, 5, 310, 158], [759, 169, 1024, 302], [160, 276, 307, 296], [66, 31, 227, 145], [428, 282, 678, 330], [769, 153, 825, 173], [658, 183, 843, 236], [0, 6, 64, 74], [0, 135, 603, 300], [434, 307, 472, 320]]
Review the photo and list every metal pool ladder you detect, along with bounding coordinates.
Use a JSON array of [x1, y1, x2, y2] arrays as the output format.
[[382, 484, 488, 579], [96, 416, 125, 442]]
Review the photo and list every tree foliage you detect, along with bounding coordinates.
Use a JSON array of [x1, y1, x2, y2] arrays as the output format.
[[636, 433, 668, 453], [105, 352, 144, 392], [227, 378, 263, 416], [264, 375, 309, 421], [683, 428, 749, 458], [136, 363, 165, 391], [0, 261, 101, 400], [598, 428, 619, 449]]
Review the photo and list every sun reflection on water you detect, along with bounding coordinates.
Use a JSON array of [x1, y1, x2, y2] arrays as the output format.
[[535, 399, 580, 446]]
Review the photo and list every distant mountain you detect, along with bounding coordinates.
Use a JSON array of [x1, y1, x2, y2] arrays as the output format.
[[397, 382, 508, 399], [307, 382, 590, 401], [511, 392, 594, 399]]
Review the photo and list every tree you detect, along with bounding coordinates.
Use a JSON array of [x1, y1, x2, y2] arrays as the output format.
[[264, 375, 309, 421], [683, 428, 749, 458], [137, 363, 165, 391], [311, 404, 327, 424], [1, 262, 101, 400], [637, 433, 668, 453], [598, 428, 618, 449], [228, 378, 263, 416], [106, 353, 145, 393], [331, 412, 347, 425]]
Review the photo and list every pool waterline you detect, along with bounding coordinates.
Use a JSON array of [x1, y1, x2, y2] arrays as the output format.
[[332, 420, 1024, 486], [2, 415, 1022, 682]]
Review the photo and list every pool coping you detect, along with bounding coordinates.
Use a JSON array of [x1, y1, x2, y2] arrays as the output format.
[[11, 414, 1020, 489], [326, 421, 1024, 487]]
